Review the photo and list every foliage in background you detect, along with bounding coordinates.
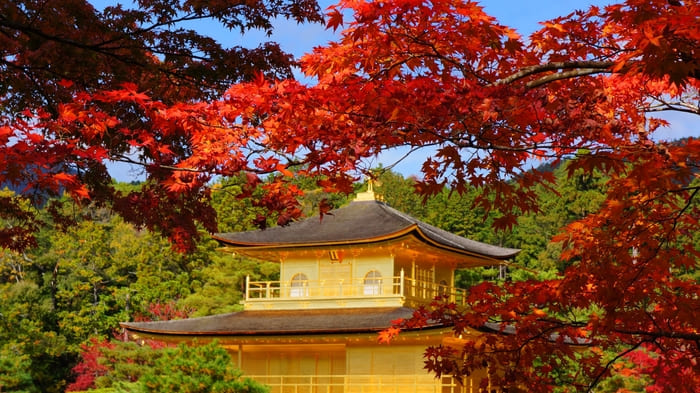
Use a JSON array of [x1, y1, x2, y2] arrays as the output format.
[[0, 179, 279, 391]]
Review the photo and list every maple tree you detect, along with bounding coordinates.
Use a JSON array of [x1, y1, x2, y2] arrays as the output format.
[[0, 0, 322, 251], [0, 0, 323, 111], [2, 0, 699, 390]]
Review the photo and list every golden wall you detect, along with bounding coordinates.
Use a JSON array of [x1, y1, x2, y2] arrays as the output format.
[[230, 341, 467, 393]]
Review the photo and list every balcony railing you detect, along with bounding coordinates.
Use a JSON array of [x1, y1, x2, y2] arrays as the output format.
[[403, 277, 467, 306], [247, 374, 488, 393], [244, 272, 468, 307]]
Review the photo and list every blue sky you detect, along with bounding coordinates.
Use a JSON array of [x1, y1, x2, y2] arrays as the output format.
[[104, 0, 697, 180], [215, 0, 614, 69]]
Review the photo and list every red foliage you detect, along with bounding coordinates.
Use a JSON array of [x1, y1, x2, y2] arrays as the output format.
[[133, 300, 194, 322], [0, 0, 323, 253], [67, 335, 169, 392], [65, 338, 115, 392], [619, 345, 700, 393]]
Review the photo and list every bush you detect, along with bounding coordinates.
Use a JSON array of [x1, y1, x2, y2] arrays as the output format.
[[69, 339, 266, 393], [134, 341, 267, 393]]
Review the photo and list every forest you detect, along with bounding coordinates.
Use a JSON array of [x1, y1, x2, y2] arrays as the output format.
[[1, 0, 698, 391]]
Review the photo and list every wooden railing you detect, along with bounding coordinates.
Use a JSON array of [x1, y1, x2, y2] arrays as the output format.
[[248, 374, 478, 393], [403, 277, 468, 306], [245, 272, 468, 306], [246, 276, 402, 300]]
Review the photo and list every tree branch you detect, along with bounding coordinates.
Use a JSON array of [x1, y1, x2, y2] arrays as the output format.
[[645, 98, 700, 116], [526, 68, 611, 88], [586, 340, 649, 393], [493, 61, 614, 87], [613, 328, 700, 342]]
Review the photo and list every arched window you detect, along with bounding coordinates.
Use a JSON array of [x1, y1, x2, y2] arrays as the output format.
[[363, 270, 382, 296], [290, 273, 309, 297]]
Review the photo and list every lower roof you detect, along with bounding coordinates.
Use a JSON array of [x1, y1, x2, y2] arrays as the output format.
[[120, 307, 441, 336], [121, 308, 588, 346]]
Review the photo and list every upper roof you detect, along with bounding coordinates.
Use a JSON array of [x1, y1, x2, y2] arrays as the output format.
[[213, 198, 519, 260], [121, 307, 436, 336]]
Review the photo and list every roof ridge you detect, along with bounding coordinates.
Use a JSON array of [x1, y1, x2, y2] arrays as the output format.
[[375, 201, 419, 226]]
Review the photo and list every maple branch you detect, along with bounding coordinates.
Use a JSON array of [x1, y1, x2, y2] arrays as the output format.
[[403, 33, 487, 83], [0, 10, 288, 104], [645, 98, 700, 116], [669, 185, 700, 193], [112, 149, 301, 178], [671, 186, 699, 232], [493, 61, 614, 87], [526, 68, 611, 88], [481, 318, 590, 347], [104, 8, 249, 45], [440, 131, 593, 157], [246, 139, 309, 170], [586, 339, 649, 393], [0, 17, 138, 62], [379, 146, 431, 173], [1, 16, 212, 95], [645, 107, 700, 116], [630, 184, 700, 253]]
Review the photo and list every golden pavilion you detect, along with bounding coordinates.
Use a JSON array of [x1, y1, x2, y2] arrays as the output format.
[[121, 187, 519, 392]]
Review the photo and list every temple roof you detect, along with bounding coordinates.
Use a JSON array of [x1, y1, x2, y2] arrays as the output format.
[[121, 308, 588, 345], [121, 307, 437, 336], [213, 198, 519, 260]]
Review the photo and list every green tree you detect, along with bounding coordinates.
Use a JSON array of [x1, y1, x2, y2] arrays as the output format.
[[508, 162, 607, 280], [181, 251, 278, 317], [376, 170, 428, 219], [0, 342, 35, 393], [1, 193, 225, 391], [210, 176, 271, 233], [0, 281, 72, 393], [136, 342, 267, 393]]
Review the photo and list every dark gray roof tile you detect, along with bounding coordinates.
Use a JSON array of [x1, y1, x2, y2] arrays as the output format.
[[121, 307, 432, 336], [213, 200, 519, 259]]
